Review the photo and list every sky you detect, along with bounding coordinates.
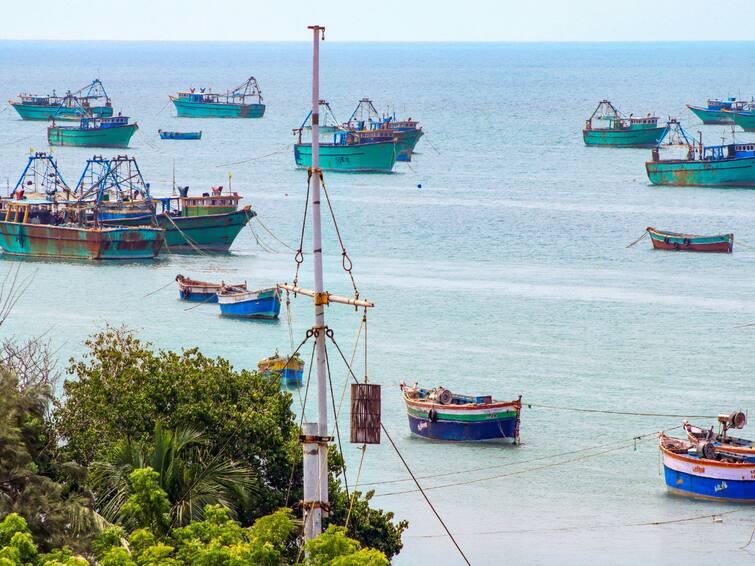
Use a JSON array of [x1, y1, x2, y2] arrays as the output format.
[[2, 0, 755, 42]]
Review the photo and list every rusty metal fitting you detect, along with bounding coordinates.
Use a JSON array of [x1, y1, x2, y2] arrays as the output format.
[[314, 291, 330, 306]]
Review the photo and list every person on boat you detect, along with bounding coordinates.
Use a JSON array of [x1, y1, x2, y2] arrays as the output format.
[[212, 186, 223, 196]]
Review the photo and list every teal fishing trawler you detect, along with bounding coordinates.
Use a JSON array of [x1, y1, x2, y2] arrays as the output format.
[[583, 100, 665, 147], [48, 96, 138, 148], [170, 77, 265, 118], [82, 158, 254, 252], [298, 100, 342, 134], [293, 130, 397, 172], [646, 120, 755, 187], [9, 79, 114, 121], [0, 153, 163, 260], [729, 110, 755, 132], [687, 97, 751, 125], [345, 98, 424, 162]]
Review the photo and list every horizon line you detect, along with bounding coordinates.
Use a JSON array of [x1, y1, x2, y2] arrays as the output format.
[[1, 38, 755, 44]]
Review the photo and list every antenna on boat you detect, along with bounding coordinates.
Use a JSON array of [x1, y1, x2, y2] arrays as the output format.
[[172, 158, 176, 196], [228, 171, 232, 195]]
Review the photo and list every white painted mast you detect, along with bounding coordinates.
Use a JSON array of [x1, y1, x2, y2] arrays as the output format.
[[303, 23, 328, 543]]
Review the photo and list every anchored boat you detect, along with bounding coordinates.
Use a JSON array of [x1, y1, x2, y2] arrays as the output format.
[[684, 412, 754, 458], [159, 130, 202, 140], [170, 77, 265, 118], [0, 153, 163, 260], [646, 227, 733, 253], [217, 286, 281, 319], [660, 431, 755, 503], [9, 79, 114, 121], [583, 100, 665, 147], [344, 98, 424, 162], [175, 274, 247, 302], [687, 98, 751, 125], [646, 120, 755, 187], [729, 110, 755, 132], [294, 129, 397, 172], [400, 383, 521, 443], [258, 352, 304, 387], [48, 109, 138, 149]]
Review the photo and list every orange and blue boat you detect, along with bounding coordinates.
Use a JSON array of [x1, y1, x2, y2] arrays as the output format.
[[684, 412, 755, 458], [400, 383, 521, 443], [217, 286, 281, 319], [258, 352, 304, 387], [646, 227, 733, 253], [175, 274, 247, 302]]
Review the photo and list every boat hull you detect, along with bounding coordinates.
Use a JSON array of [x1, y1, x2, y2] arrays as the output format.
[[661, 448, 755, 503], [47, 123, 138, 148], [647, 229, 733, 253], [0, 222, 163, 260], [732, 112, 755, 132], [159, 131, 202, 140], [218, 288, 281, 319], [583, 126, 666, 147], [294, 141, 397, 172], [646, 156, 755, 187], [10, 103, 113, 121], [103, 207, 254, 252], [404, 400, 521, 442], [688, 105, 733, 125], [171, 98, 265, 118]]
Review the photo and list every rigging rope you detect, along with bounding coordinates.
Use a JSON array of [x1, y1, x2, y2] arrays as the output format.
[[323, 338, 349, 499], [325, 330, 471, 566], [625, 230, 649, 248], [345, 444, 367, 529], [142, 278, 175, 298], [292, 171, 312, 288], [318, 171, 359, 299], [254, 216, 297, 252]]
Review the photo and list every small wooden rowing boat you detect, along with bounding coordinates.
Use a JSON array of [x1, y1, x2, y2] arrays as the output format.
[[646, 227, 733, 253], [159, 130, 202, 140], [175, 274, 246, 302], [660, 432, 755, 502], [217, 286, 281, 319], [683, 412, 754, 457], [400, 383, 521, 443], [258, 352, 304, 387]]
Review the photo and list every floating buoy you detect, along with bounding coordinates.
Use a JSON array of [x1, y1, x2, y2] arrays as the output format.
[[417, 183, 422, 189]]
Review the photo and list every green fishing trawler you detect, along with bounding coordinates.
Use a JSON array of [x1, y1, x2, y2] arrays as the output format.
[[344, 98, 424, 162], [48, 115, 138, 148], [293, 129, 397, 172], [9, 79, 114, 121], [170, 77, 265, 118], [646, 120, 755, 187], [583, 100, 666, 147], [730, 111, 755, 132]]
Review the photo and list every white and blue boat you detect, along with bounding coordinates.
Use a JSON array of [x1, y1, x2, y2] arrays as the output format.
[[400, 383, 521, 443], [217, 286, 281, 319], [175, 274, 246, 303], [660, 430, 755, 503]]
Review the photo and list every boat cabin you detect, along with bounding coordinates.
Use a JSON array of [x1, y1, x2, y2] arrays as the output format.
[[19, 95, 56, 106], [177, 91, 221, 104], [178, 193, 242, 217], [99, 115, 130, 128]]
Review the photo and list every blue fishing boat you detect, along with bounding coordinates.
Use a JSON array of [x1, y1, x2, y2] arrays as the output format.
[[159, 130, 202, 140], [400, 383, 521, 443], [345, 98, 424, 161], [175, 274, 247, 302], [687, 98, 751, 125], [217, 286, 281, 319], [258, 352, 304, 387], [660, 431, 755, 503]]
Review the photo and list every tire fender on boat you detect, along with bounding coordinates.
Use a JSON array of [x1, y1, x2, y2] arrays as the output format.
[[428, 408, 438, 422]]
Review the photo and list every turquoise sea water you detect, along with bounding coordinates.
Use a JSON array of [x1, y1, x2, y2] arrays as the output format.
[[1, 41, 755, 564]]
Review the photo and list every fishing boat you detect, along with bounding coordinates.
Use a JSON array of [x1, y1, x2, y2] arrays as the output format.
[[646, 227, 733, 253], [729, 110, 755, 132], [217, 286, 281, 319], [687, 98, 751, 125], [0, 153, 164, 260], [400, 383, 521, 443], [582, 100, 665, 147], [102, 185, 255, 252], [258, 352, 304, 387], [646, 120, 755, 187], [660, 432, 755, 502], [344, 98, 424, 161], [684, 412, 754, 457], [9, 79, 114, 121], [48, 114, 138, 148], [293, 129, 397, 172], [170, 77, 265, 118], [159, 130, 202, 140], [299, 100, 343, 134], [175, 274, 247, 302]]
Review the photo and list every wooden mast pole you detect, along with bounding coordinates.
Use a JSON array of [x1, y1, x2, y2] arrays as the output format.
[[303, 23, 327, 543]]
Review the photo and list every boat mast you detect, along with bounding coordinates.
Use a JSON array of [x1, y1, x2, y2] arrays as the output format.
[[303, 23, 328, 543]]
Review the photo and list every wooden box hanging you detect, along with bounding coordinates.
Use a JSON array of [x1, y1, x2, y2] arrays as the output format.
[[350, 383, 381, 444]]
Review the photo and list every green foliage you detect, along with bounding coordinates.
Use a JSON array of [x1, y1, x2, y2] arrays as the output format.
[[119, 469, 171, 536], [0, 370, 95, 552], [89, 425, 254, 528], [304, 525, 388, 566], [58, 328, 297, 520]]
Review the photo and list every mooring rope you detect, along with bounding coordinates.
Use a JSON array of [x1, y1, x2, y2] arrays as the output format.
[[626, 230, 648, 248], [215, 143, 292, 168], [523, 402, 717, 419], [254, 216, 297, 252], [142, 278, 175, 298]]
